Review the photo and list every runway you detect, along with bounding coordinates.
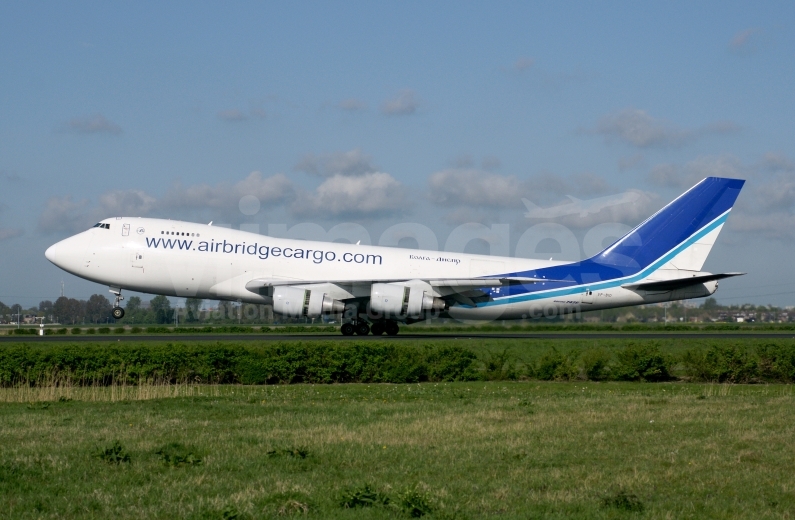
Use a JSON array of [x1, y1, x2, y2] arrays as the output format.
[[1, 332, 793, 342]]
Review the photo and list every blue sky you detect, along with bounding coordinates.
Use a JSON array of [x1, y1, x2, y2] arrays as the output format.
[[1, 1, 793, 308]]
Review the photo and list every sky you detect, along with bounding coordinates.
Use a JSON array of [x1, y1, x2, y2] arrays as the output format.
[[1, 1, 794, 308]]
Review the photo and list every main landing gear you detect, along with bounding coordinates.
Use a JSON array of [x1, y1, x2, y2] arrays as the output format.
[[340, 320, 399, 336], [109, 288, 125, 320]]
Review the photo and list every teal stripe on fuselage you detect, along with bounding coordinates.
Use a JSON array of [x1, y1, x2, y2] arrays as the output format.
[[474, 210, 730, 308]]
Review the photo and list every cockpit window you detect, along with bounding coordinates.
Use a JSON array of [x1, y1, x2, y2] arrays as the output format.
[[91, 223, 110, 229]]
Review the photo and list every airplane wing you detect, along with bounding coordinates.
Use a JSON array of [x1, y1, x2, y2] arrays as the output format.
[[246, 276, 573, 292], [622, 272, 745, 291]]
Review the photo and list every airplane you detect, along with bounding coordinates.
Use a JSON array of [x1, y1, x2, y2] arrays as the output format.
[[45, 177, 745, 336], [522, 190, 642, 219]]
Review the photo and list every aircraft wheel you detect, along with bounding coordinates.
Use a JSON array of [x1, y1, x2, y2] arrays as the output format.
[[112, 307, 125, 320], [341, 323, 355, 336], [355, 322, 371, 336], [370, 322, 385, 336], [384, 321, 399, 336]]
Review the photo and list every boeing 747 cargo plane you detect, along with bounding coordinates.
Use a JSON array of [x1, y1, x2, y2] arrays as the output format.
[[45, 177, 745, 335]]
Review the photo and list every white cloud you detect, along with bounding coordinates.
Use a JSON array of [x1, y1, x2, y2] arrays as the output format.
[[381, 89, 419, 115], [591, 108, 738, 148], [761, 152, 794, 172], [645, 153, 795, 241], [162, 171, 294, 211], [548, 190, 660, 229], [38, 172, 295, 234], [38, 195, 93, 233], [514, 57, 534, 71], [294, 149, 377, 177], [97, 190, 157, 216], [428, 168, 657, 228], [250, 107, 267, 119], [729, 212, 795, 240], [292, 172, 408, 218], [594, 108, 688, 147], [428, 169, 525, 208], [217, 109, 247, 121], [338, 98, 368, 112], [730, 28, 760, 53], [482, 156, 501, 171], [618, 154, 645, 171], [648, 155, 746, 188], [64, 114, 122, 135], [0, 227, 23, 240]]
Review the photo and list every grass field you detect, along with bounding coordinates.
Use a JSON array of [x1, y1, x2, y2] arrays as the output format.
[[2, 379, 794, 519]]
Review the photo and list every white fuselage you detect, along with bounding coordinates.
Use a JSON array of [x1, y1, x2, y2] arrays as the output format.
[[45, 217, 716, 322]]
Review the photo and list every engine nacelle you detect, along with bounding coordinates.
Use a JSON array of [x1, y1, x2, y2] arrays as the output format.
[[370, 283, 445, 318], [272, 287, 345, 318]]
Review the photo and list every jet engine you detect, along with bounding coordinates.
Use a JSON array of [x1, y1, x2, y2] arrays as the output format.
[[272, 287, 345, 318], [370, 283, 445, 318]]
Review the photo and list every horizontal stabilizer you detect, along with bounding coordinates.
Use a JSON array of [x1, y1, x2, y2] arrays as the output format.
[[623, 272, 745, 291]]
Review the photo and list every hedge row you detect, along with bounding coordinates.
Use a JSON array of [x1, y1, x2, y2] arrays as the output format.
[[2, 341, 794, 386], [0, 342, 478, 386], [8, 325, 338, 335], [8, 322, 795, 336], [484, 342, 795, 383], [417, 322, 795, 332]]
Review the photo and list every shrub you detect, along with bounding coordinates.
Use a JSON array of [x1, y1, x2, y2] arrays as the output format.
[[756, 343, 795, 383], [426, 345, 478, 381], [682, 345, 757, 383], [56, 328, 67, 335], [339, 484, 390, 509], [155, 443, 201, 467], [613, 344, 672, 381], [579, 348, 611, 381], [481, 348, 517, 381], [601, 489, 644, 512], [266, 446, 309, 459], [70, 328, 81, 335], [145, 326, 170, 333], [85, 328, 96, 335], [130, 327, 142, 334], [113, 327, 125, 334], [214, 326, 255, 333], [535, 349, 577, 381], [97, 327, 110, 334], [398, 486, 433, 517], [96, 441, 130, 464]]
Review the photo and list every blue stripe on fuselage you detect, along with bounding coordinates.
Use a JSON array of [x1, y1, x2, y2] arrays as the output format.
[[471, 209, 730, 308]]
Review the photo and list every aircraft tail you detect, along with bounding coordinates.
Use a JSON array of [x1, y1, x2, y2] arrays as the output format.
[[589, 177, 745, 273]]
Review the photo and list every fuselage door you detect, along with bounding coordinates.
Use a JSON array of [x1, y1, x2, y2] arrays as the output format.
[[581, 289, 594, 304], [131, 252, 144, 270], [122, 224, 130, 236]]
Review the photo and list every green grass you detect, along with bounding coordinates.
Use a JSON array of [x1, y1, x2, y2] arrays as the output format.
[[1, 381, 794, 518]]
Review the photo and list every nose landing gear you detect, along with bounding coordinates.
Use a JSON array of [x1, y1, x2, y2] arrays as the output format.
[[109, 287, 125, 320]]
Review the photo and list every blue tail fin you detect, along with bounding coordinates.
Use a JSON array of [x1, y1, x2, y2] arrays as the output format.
[[590, 177, 745, 270]]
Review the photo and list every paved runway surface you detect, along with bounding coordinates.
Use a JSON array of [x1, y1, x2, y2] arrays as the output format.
[[1, 332, 793, 342]]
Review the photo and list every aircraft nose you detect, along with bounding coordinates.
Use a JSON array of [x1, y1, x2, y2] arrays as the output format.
[[45, 242, 61, 265]]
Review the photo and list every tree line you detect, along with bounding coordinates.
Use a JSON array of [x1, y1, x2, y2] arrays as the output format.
[[0, 295, 188, 325]]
